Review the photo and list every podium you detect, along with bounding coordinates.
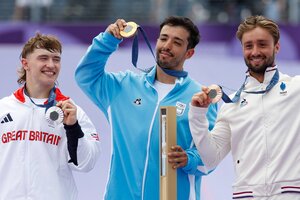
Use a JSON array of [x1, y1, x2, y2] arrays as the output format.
[[159, 106, 177, 200]]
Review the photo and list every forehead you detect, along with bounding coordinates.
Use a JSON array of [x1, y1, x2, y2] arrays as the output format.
[[160, 25, 189, 41], [29, 48, 61, 57], [241, 27, 274, 44]]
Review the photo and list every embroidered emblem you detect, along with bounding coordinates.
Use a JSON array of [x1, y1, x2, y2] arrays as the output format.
[[240, 98, 248, 107], [279, 82, 287, 95], [176, 101, 186, 116], [133, 98, 142, 105]]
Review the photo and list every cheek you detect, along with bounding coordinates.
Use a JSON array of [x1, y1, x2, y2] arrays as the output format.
[[243, 50, 251, 58]]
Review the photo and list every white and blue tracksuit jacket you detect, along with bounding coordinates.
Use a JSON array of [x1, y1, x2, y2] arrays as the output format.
[[75, 32, 217, 200]]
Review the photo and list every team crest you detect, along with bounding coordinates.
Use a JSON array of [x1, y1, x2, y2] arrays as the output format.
[[279, 82, 287, 95], [176, 101, 186, 116]]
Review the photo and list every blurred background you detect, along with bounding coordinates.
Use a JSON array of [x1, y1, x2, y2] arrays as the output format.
[[1, 0, 300, 199], [1, 0, 300, 24]]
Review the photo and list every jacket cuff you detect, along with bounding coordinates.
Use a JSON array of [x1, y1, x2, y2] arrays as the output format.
[[64, 121, 84, 166]]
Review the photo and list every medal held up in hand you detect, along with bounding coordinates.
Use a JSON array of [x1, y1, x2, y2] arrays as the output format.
[[208, 84, 223, 104], [120, 22, 139, 38], [45, 105, 64, 125]]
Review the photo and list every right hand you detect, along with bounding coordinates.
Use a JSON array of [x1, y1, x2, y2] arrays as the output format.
[[105, 19, 127, 39], [191, 86, 211, 108]]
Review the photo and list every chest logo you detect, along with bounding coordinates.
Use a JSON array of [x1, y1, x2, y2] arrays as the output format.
[[279, 82, 287, 95], [1, 113, 13, 124], [176, 101, 186, 116], [240, 98, 248, 107], [133, 98, 142, 105]]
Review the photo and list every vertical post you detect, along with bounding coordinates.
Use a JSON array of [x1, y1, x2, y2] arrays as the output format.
[[160, 106, 177, 200]]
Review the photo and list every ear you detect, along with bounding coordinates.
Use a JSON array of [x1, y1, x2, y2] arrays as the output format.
[[21, 58, 29, 70], [185, 48, 195, 59], [275, 42, 280, 54]]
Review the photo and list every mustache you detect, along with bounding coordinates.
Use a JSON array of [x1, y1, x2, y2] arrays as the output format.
[[159, 49, 174, 57]]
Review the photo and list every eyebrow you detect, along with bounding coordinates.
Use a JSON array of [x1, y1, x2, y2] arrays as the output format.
[[37, 54, 61, 59], [160, 33, 185, 43]]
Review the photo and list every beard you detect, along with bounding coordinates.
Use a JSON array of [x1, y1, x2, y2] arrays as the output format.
[[245, 52, 275, 74], [156, 50, 181, 70]]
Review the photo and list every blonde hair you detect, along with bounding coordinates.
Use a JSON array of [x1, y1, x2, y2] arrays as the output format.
[[236, 15, 280, 44]]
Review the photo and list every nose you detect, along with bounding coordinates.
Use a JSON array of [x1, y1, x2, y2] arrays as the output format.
[[251, 45, 261, 56], [46, 58, 56, 68], [163, 39, 172, 50]]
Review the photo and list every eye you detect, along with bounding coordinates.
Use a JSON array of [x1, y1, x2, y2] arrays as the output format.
[[174, 41, 182, 46], [244, 44, 252, 50], [259, 43, 267, 48], [53, 57, 61, 62], [39, 56, 48, 61]]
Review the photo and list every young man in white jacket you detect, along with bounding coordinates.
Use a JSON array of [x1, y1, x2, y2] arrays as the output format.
[[0, 33, 101, 200], [189, 15, 300, 200]]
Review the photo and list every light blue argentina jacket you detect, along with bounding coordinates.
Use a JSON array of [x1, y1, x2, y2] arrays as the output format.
[[75, 32, 217, 200]]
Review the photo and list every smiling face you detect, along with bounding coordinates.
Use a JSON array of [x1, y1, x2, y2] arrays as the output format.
[[22, 48, 61, 91], [156, 25, 194, 71], [241, 26, 280, 79]]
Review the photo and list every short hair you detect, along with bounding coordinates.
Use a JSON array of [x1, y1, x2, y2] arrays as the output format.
[[17, 33, 62, 85], [159, 16, 200, 49], [236, 15, 280, 44]]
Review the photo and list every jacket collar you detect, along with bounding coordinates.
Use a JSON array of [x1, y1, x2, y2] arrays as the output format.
[[145, 66, 189, 86], [13, 86, 69, 104]]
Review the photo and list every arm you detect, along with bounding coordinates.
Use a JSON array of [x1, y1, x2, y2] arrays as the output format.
[[74, 19, 128, 118], [168, 103, 218, 175], [70, 105, 101, 172], [188, 89, 231, 171], [74, 31, 121, 118], [57, 100, 101, 172]]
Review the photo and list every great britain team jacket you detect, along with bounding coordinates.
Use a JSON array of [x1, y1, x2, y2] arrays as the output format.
[[0, 87, 101, 200]]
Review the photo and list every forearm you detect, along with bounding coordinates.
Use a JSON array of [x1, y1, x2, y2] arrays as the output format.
[[64, 121, 84, 166], [182, 147, 208, 175], [75, 31, 121, 89], [74, 32, 122, 116], [189, 105, 228, 171]]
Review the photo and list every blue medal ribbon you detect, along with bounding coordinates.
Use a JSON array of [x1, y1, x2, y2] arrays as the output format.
[[24, 86, 57, 112], [221, 68, 279, 103], [131, 26, 188, 78]]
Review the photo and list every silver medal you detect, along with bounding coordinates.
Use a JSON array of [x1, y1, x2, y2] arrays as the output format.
[[45, 106, 64, 125]]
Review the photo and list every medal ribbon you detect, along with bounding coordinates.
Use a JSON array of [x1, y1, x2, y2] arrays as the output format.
[[24, 86, 57, 112], [221, 68, 279, 103]]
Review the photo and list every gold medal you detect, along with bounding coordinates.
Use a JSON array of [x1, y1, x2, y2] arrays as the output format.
[[120, 22, 138, 38], [208, 84, 222, 104]]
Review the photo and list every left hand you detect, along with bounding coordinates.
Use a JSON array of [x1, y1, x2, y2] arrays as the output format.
[[168, 145, 188, 169], [56, 100, 77, 125]]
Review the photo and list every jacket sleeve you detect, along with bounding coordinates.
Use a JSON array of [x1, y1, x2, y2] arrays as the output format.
[[68, 104, 101, 172], [74, 31, 124, 119], [188, 104, 231, 172], [182, 103, 218, 175]]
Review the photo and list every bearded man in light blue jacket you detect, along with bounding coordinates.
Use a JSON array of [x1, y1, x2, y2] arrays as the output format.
[[75, 16, 217, 200]]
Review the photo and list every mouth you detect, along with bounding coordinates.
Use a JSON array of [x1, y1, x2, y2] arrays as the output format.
[[42, 71, 56, 76], [160, 50, 173, 58], [249, 56, 264, 66]]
